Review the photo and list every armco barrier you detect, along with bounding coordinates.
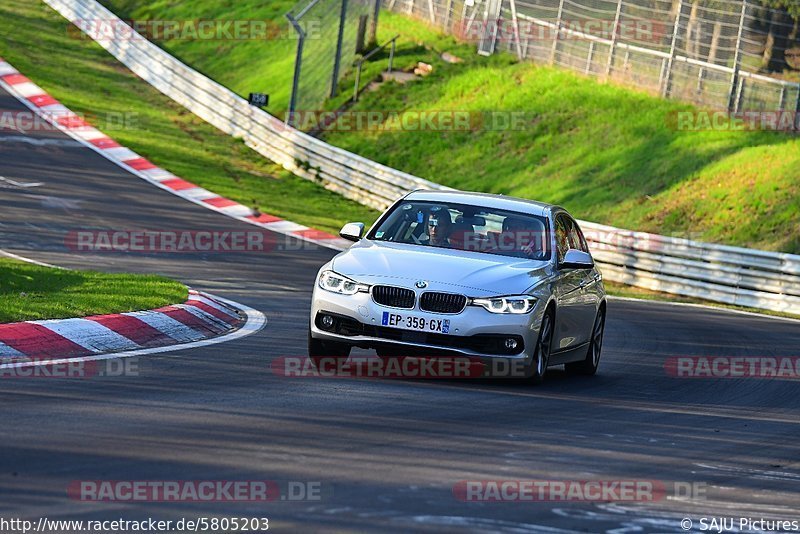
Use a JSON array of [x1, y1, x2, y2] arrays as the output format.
[[41, 0, 800, 314]]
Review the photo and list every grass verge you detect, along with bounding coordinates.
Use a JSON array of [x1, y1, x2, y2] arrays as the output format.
[[0, 258, 187, 323]]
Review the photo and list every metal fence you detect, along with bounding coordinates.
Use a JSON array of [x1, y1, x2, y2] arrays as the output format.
[[384, 0, 800, 114], [287, 0, 380, 121]]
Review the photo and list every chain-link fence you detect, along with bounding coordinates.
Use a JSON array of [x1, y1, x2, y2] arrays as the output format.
[[384, 0, 800, 113], [287, 0, 379, 121]]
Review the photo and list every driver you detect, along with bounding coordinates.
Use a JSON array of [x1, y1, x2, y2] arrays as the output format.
[[427, 211, 453, 247], [503, 216, 545, 258]]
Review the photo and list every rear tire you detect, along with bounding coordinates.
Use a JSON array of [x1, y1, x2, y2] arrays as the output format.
[[308, 330, 351, 370], [566, 307, 605, 376], [529, 309, 554, 384]]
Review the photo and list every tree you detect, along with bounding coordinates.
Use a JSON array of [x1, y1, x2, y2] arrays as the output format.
[[758, 0, 800, 72]]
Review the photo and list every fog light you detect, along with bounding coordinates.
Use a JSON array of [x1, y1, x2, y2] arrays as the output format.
[[504, 338, 518, 350], [320, 314, 335, 330]]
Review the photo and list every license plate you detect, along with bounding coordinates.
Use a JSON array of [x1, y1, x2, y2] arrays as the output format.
[[381, 312, 451, 334]]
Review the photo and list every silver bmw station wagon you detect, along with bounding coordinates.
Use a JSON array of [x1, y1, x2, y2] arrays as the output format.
[[309, 190, 607, 383]]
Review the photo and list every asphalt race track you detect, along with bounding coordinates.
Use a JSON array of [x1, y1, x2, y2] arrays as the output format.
[[1, 85, 799, 533]]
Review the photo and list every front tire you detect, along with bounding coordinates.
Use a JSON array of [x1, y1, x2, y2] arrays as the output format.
[[529, 309, 554, 384], [308, 330, 351, 369], [566, 307, 605, 376]]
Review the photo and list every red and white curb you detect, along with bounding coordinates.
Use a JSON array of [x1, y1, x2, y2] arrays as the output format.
[[0, 57, 352, 251], [0, 289, 266, 368]]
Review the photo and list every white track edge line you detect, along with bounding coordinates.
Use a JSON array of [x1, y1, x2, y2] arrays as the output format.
[[0, 248, 62, 269], [607, 295, 800, 324]]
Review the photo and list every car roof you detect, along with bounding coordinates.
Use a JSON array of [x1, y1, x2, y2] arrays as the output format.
[[404, 189, 560, 217]]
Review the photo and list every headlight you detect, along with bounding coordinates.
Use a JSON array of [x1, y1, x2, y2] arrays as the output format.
[[318, 270, 369, 295], [471, 295, 537, 314]]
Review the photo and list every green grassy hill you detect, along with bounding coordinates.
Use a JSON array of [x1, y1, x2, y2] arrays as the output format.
[[95, 0, 799, 253]]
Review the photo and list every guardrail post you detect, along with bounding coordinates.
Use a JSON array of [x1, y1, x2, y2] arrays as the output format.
[[550, 0, 565, 65], [727, 0, 747, 112], [661, 0, 684, 98], [331, 0, 349, 98], [286, 13, 306, 126], [605, 0, 623, 77]]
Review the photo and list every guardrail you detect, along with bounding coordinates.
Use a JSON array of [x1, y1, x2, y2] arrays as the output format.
[[43, 0, 800, 315]]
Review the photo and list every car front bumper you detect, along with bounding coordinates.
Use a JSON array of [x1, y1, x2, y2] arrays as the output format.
[[310, 286, 545, 376]]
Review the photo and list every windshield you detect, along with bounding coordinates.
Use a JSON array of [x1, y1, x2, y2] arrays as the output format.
[[367, 200, 551, 260]]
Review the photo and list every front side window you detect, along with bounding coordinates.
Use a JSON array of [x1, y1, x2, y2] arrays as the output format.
[[368, 200, 551, 260], [556, 214, 590, 263]]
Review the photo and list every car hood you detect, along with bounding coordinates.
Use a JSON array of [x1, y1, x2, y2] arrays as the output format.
[[332, 240, 553, 296]]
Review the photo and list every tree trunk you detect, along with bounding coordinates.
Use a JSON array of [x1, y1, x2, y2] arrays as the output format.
[[685, 1, 699, 59], [763, 6, 793, 73], [708, 21, 722, 64]]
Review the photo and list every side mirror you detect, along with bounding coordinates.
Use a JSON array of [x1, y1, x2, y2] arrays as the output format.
[[560, 249, 594, 270], [339, 222, 365, 242]]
